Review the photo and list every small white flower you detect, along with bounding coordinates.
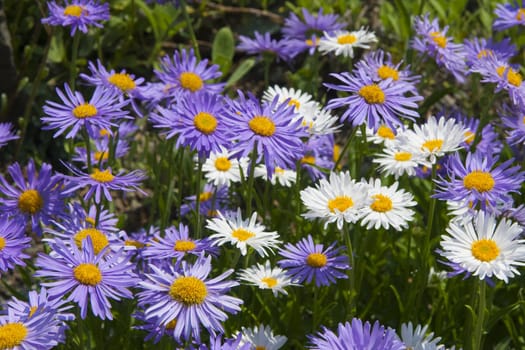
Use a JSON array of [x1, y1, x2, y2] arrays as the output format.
[[238, 261, 297, 297], [238, 324, 287, 350], [202, 146, 248, 187], [318, 28, 378, 58], [400, 322, 444, 350], [366, 124, 404, 147], [254, 164, 297, 187], [373, 143, 427, 178]]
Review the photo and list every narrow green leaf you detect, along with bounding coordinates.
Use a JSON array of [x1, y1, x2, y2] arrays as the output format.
[[225, 58, 256, 88]]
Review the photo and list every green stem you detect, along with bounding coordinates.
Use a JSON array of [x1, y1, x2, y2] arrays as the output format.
[[70, 32, 81, 89], [245, 147, 258, 215], [180, 0, 200, 60], [194, 158, 204, 238], [473, 281, 487, 350], [83, 129, 93, 174], [334, 127, 357, 171], [343, 224, 356, 317]]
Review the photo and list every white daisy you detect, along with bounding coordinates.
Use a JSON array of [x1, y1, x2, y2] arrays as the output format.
[[360, 178, 416, 231], [254, 164, 297, 187], [373, 144, 426, 178], [440, 210, 525, 283], [206, 209, 281, 257], [202, 146, 248, 187], [300, 171, 370, 230], [318, 28, 378, 58], [400, 322, 444, 350], [238, 260, 296, 297], [305, 107, 341, 136], [238, 324, 287, 350], [366, 124, 404, 147]]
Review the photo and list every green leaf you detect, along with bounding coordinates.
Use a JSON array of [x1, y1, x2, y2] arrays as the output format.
[[212, 27, 235, 75], [48, 33, 65, 64], [225, 58, 256, 88]]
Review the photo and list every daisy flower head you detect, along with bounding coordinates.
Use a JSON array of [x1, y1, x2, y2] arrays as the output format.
[[262, 85, 319, 121], [493, 1, 525, 31], [155, 48, 224, 97], [433, 152, 525, 213], [463, 37, 517, 68], [0, 215, 30, 272], [35, 237, 137, 320], [0, 159, 69, 235], [325, 68, 422, 131], [238, 324, 288, 350], [282, 8, 346, 40], [318, 28, 378, 58], [439, 210, 525, 283], [42, 84, 130, 139], [237, 31, 295, 62], [238, 260, 297, 297], [137, 255, 243, 342], [41, 0, 109, 36], [278, 234, 349, 287], [400, 322, 443, 350], [224, 91, 307, 177], [202, 147, 248, 187], [254, 164, 297, 187], [360, 178, 417, 231], [373, 143, 427, 178], [206, 208, 281, 257], [366, 124, 404, 147], [0, 122, 18, 148], [300, 171, 370, 230]]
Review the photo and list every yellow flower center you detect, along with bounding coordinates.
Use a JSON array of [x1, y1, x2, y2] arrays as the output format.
[[231, 228, 255, 241], [99, 129, 110, 137], [306, 252, 328, 268], [370, 194, 393, 212], [516, 8, 525, 21], [179, 72, 203, 92], [287, 98, 301, 110], [174, 240, 196, 252], [0, 237, 5, 251], [301, 155, 315, 165], [477, 49, 493, 59], [74, 228, 109, 255], [464, 131, 475, 145], [377, 125, 395, 139], [496, 66, 522, 86], [421, 139, 444, 152], [249, 116, 276, 136], [199, 191, 213, 202], [0, 322, 28, 349], [358, 84, 385, 104], [430, 31, 447, 48], [90, 169, 114, 183], [394, 152, 412, 161], [165, 319, 177, 330], [471, 239, 500, 262], [169, 276, 207, 305], [73, 263, 102, 286], [194, 112, 218, 134], [463, 171, 495, 192], [18, 189, 43, 214], [328, 196, 353, 213], [108, 73, 136, 92], [214, 157, 231, 171], [305, 37, 318, 46], [261, 277, 278, 288], [255, 347, 267, 350], [73, 103, 98, 119], [337, 34, 357, 45], [377, 65, 399, 81], [94, 151, 109, 162], [63, 5, 85, 17], [124, 239, 145, 249]]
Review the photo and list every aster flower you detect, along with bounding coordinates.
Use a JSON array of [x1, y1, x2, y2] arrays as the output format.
[[73, 136, 130, 168], [0, 215, 30, 272], [41, 0, 109, 36], [325, 68, 422, 131], [463, 37, 517, 68], [237, 31, 294, 62], [439, 210, 525, 283], [224, 92, 307, 177], [400, 322, 443, 350], [133, 311, 181, 344], [254, 164, 297, 187], [448, 109, 502, 155], [238, 260, 297, 297], [433, 152, 525, 213], [180, 184, 230, 218], [300, 171, 370, 230], [206, 209, 281, 257], [493, 1, 525, 31], [301, 134, 336, 180], [42, 84, 130, 139], [238, 324, 288, 350], [282, 8, 346, 40], [0, 159, 69, 235], [502, 103, 525, 146], [195, 333, 251, 350], [278, 234, 349, 286], [0, 122, 18, 148], [35, 237, 138, 320], [366, 124, 404, 147], [318, 28, 378, 58], [202, 147, 248, 187], [137, 255, 243, 342]]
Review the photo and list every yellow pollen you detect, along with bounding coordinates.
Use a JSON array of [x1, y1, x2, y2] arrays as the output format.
[[421, 139, 443, 152], [337, 34, 357, 45], [370, 194, 393, 212], [0, 237, 5, 251], [463, 171, 495, 192], [464, 131, 475, 145], [99, 129, 110, 137], [249, 116, 276, 136], [169, 276, 207, 305], [18, 189, 43, 214], [214, 157, 231, 171], [394, 152, 412, 161], [471, 239, 500, 262], [477, 49, 493, 59], [377, 125, 395, 139], [90, 169, 114, 183], [199, 191, 213, 202], [174, 240, 196, 252], [124, 239, 145, 249], [74, 228, 109, 255], [63, 5, 85, 17], [333, 144, 341, 163], [231, 228, 255, 241], [306, 252, 328, 268], [108, 73, 136, 92], [72, 103, 98, 119], [94, 151, 109, 162], [28, 306, 38, 318], [516, 8, 525, 21], [165, 319, 177, 330], [287, 99, 301, 110], [377, 65, 399, 81], [194, 112, 218, 134], [179, 72, 203, 92], [261, 277, 278, 288], [430, 31, 447, 48], [301, 155, 315, 165], [358, 84, 385, 104], [0, 322, 28, 348], [85, 217, 96, 226], [328, 196, 353, 213], [73, 263, 102, 286], [496, 66, 522, 86], [305, 37, 318, 46]]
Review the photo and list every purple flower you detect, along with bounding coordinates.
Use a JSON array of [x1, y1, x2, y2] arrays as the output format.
[[180, 183, 230, 218], [301, 134, 335, 181], [493, 1, 525, 31], [0, 122, 18, 148], [41, 0, 110, 36], [502, 103, 525, 146], [237, 31, 295, 62], [0, 215, 30, 272], [278, 235, 349, 287], [282, 8, 346, 40], [463, 37, 517, 67]]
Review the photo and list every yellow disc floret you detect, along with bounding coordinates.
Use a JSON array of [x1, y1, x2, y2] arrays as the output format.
[[306, 252, 328, 268], [377, 125, 395, 139], [169, 276, 207, 304], [0, 322, 28, 349], [377, 65, 399, 81], [90, 169, 114, 183], [358, 84, 385, 104], [74, 228, 109, 255], [370, 194, 393, 212], [421, 139, 444, 152], [18, 189, 43, 214], [108, 73, 136, 92], [430, 31, 447, 48], [471, 239, 500, 262], [63, 5, 84, 17], [214, 157, 231, 171], [301, 155, 315, 165], [328, 196, 354, 213], [179, 72, 203, 92], [337, 34, 357, 45], [194, 112, 218, 134], [516, 8, 525, 21], [463, 171, 495, 192], [496, 66, 522, 87], [249, 116, 276, 136], [73, 103, 98, 119], [261, 277, 278, 288], [0, 237, 5, 251], [394, 152, 412, 161], [199, 191, 213, 202], [231, 228, 255, 241], [174, 240, 196, 252], [73, 263, 103, 286]]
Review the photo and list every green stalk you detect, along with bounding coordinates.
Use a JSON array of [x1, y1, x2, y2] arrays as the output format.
[[83, 129, 93, 174], [180, 0, 200, 60], [473, 281, 487, 350], [194, 158, 204, 238], [70, 32, 81, 89], [334, 127, 357, 171], [343, 223, 356, 317], [245, 147, 258, 215]]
